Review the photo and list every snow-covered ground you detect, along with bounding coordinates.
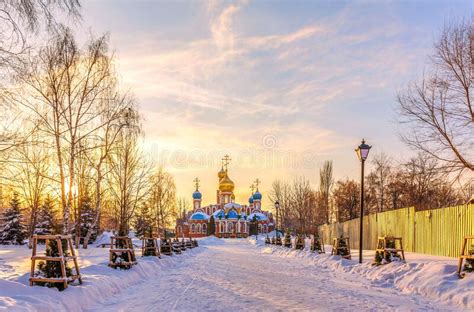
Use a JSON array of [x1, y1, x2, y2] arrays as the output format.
[[0, 234, 472, 311]]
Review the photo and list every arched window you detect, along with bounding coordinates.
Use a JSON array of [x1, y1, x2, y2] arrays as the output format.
[[228, 222, 233, 233], [258, 224, 262, 234], [191, 224, 195, 233], [202, 224, 207, 234], [264, 225, 268, 233], [177, 226, 182, 234], [243, 223, 246, 233], [197, 224, 201, 233]]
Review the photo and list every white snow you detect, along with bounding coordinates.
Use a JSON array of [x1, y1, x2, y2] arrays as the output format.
[[0, 234, 471, 311]]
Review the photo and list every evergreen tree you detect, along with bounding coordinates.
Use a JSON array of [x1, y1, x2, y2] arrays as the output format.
[[336, 236, 350, 257], [0, 193, 27, 245], [310, 234, 323, 253], [34, 196, 56, 236], [34, 239, 73, 290], [134, 204, 153, 237], [208, 215, 216, 235], [79, 197, 97, 244]]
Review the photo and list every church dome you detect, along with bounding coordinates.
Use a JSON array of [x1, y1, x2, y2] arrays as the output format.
[[219, 172, 234, 192], [248, 196, 254, 204], [218, 167, 226, 180], [253, 191, 262, 200], [192, 191, 202, 200]]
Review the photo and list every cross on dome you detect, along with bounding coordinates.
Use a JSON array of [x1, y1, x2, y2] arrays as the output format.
[[254, 178, 261, 191], [193, 177, 200, 191], [249, 183, 255, 194], [222, 154, 231, 171]]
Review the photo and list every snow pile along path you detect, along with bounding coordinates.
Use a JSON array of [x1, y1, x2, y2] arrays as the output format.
[[254, 238, 474, 310], [0, 237, 471, 311], [86, 238, 459, 311], [0, 245, 202, 312]]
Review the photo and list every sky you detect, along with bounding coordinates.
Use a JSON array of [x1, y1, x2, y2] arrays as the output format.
[[78, 0, 471, 207]]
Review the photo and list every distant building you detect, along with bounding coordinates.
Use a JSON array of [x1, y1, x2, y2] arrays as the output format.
[[175, 156, 274, 238]]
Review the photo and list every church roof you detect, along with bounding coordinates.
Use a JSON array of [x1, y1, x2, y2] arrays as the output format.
[[190, 211, 210, 221], [248, 212, 268, 221]]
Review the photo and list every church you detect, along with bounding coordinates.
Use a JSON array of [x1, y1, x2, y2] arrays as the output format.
[[175, 155, 274, 238]]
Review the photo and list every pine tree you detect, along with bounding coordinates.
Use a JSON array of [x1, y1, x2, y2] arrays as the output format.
[[336, 236, 350, 257], [0, 193, 27, 245], [34, 239, 73, 290], [34, 196, 56, 236], [79, 197, 97, 244], [134, 204, 153, 237], [208, 215, 216, 235]]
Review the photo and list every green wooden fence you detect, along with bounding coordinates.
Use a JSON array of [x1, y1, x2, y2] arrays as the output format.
[[317, 204, 474, 258]]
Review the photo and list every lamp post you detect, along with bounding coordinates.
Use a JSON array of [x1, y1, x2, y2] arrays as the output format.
[[274, 201, 280, 237], [355, 139, 371, 264]]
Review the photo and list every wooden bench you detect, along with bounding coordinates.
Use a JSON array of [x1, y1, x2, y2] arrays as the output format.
[[29, 235, 82, 290], [457, 235, 474, 278]]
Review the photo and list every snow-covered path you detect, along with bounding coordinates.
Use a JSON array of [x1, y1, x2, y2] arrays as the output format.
[[87, 239, 457, 311]]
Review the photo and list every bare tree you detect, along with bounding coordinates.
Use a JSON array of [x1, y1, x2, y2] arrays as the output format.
[[149, 167, 177, 237], [0, 1, 81, 155], [107, 125, 151, 236], [319, 161, 333, 224], [5, 28, 115, 233], [332, 179, 359, 222], [177, 197, 190, 218], [269, 180, 292, 230], [291, 177, 313, 234], [398, 19, 473, 174], [9, 131, 50, 247], [370, 153, 392, 212], [81, 94, 133, 248]]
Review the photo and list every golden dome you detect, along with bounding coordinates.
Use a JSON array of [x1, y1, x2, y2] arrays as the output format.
[[218, 167, 226, 180], [219, 172, 235, 192]]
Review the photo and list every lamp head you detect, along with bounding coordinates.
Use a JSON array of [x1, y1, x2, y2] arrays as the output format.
[[355, 139, 371, 161]]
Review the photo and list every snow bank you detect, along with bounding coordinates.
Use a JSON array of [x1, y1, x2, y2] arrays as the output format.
[[0, 244, 203, 311], [255, 243, 474, 310]]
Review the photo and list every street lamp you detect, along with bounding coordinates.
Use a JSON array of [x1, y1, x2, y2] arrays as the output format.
[[355, 139, 371, 264], [274, 201, 280, 237]]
